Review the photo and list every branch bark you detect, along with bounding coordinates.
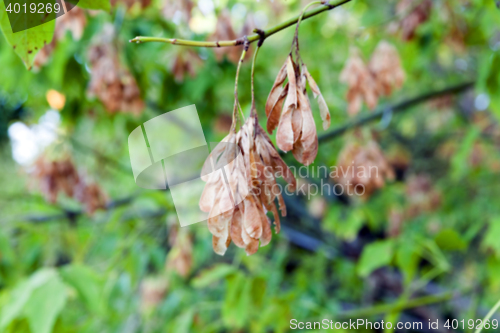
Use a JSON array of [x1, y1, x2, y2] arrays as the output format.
[[318, 81, 474, 143], [129, 0, 353, 46]]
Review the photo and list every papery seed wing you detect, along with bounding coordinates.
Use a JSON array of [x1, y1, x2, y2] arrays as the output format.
[[265, 60, 288, 118], [276, 95, 295, 152], [303, 65, 321, 97], [230, 207, 246, 248], [292, 132, 305, 164], [318, 95, 331, 130], [263, 141, 296, 190], [286, 56, 298, 107], [270, 202, 281, 233], [245, 238, 259, 256], [199, 170, 222, 212], [296, 89, 318, 166], [207, 186, 233, 238], [304, 66, 331, 130], [212, 227, 231, 256], [267, 83, 288, 134], [243, 195, 263, 239], [258, 206, 272, 247], [291, 105, 303, 143], [201, 132, 232, 181]]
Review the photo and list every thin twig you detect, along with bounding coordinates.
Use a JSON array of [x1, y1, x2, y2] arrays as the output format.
[[336, 291, 459, 319], [129, 0, 353, 47], [231, 40, 250, 131]]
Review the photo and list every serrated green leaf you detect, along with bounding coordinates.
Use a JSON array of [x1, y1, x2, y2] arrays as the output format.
[[0, 1, 55, 69]]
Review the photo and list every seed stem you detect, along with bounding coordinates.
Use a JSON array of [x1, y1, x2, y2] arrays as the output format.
[[231, 41, 249, 131], [250, 46, 261, 113]]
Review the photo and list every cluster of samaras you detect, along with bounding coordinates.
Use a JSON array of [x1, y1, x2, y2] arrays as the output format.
[[199, 115, 296, 255], [199, 53, 332, 255], [33, 156, 107, 215]]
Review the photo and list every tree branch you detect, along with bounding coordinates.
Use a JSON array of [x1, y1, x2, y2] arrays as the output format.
[[129, 0, 353, 46], [318, 81, 474, 143]]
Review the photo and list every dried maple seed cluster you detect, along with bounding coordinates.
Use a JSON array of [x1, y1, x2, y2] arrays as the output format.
[[333, 140, 395, 199], [170, 49, 202, 83], [165, 224, 193, 277], [396, 0, 432, 41], [340, 41, 405, 116], [33, 156, 107, 214], [266, 55, 331, 165], [88, 24, 144, 115], [200, 113, 296, 256], [405, 174, 441, 218]]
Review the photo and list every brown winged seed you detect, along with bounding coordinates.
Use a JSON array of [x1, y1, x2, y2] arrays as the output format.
[[333, 140, 395, 199], [339, 47, 378, 116], [369, 41, 405, 97], [265, 56, 330, 165], [340, 43, 405, 116], [200, 114, 296, 255]]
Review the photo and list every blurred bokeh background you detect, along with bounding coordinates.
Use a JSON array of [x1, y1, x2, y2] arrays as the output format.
[[1, 0, 500, 332]]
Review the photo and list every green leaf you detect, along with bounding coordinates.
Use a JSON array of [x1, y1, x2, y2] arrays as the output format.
[[77, 0, 111, 11], [434, 229, 467, 251], [59, 264, 106, 314], [175, 309, 195, 333], [23, 273, 67, 333], [191, 264, 237, 288], [0, 269, 55, 330], [222, 273, 252, 329], [396, 241, 420, 285], [483, 218, 500, 257], [0, 1, 55, 69], [357, 240, 394, 277], [450, 127, 480, 180]]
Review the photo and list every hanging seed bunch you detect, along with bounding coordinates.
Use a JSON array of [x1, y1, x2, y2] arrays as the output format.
[[200, 112, 296, 255], [34, 156, 80, 203], [340, 41, 405, 116], [33, 155, 107, 214], [200, 44, 296, 256], [396, 0, 432, 41], [368, 41, 406, 97], [74, 182, 108, 215], [265, 11, 331, 165], [339, 47, 379, 116], [165, 223, 193, 277], [405, 174, 441, 218], [170, 49, 203, 83], [88, 24, 144, 115], [333, 139, 395, 199]]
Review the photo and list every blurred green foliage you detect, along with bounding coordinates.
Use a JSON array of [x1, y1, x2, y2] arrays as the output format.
[[1, 0, 500, 332]]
